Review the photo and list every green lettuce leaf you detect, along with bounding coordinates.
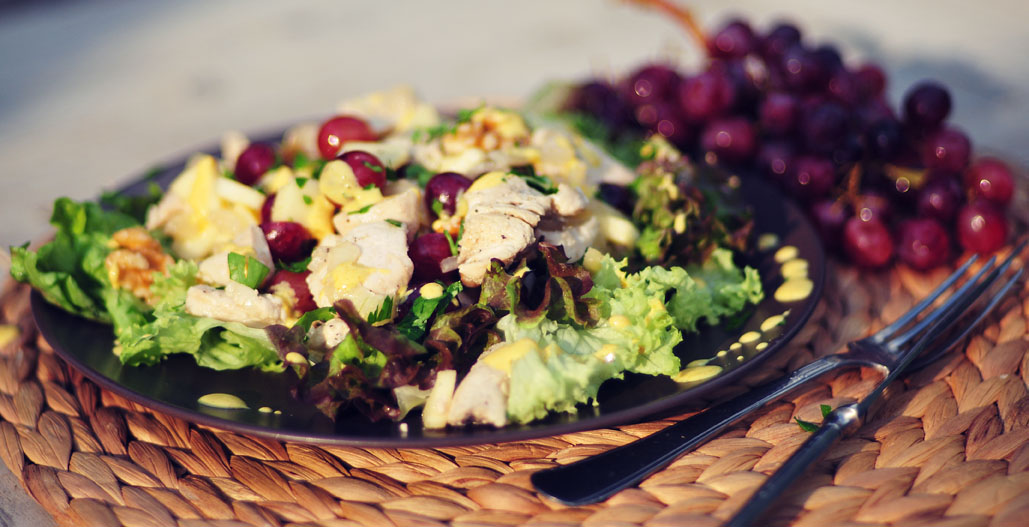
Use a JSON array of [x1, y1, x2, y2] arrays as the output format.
[[116, 260, 281, 371], [10, 198, 139, 322]]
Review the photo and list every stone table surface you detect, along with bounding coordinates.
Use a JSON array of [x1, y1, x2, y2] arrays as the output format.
[[1, 1, 1028, 525]]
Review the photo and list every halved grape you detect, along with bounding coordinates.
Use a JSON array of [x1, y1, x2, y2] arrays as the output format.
[[260, 194, 276, 224], [265, 270, 317, 313], [338, 150, 386, 190], [410, 233, 456, 282], [425, 172, 473, 217]]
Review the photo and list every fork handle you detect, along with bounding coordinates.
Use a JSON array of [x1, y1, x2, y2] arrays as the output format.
[[726, 403, 862, 526], [531, 355, 853, 506]]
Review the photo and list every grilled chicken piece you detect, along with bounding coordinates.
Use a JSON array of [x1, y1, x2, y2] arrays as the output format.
[[446, 362, 508, 427], [457, 174, 592, 286], [306, 318, 350, 351], [196, 226, 275, 287], [332, 187, 428, 242], [306, 221, 413, 316], [184, 282, 286, 328], [537, 211, 600, 262]]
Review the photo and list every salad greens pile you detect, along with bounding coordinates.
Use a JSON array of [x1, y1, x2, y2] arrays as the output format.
[[11, 102, 764, 427]]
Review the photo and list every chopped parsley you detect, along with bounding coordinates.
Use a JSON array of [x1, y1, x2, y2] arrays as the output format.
[[227, 252, 270, 289], [348, 204, 374, 215], [276, 257, 311, 273], [396, 282, 462, 341], [511, 165, 558, 195], [795, 404, 833, 433], [431, 199, 445, 217], [404, 163, 435, 188], [362, 183, 376, 190], [385, 219, 403, 228], [295, 307, 335, 333], [363, 161, 384, 173], [456, 104, 484, 123], [292, 152, 327, 179], [366, 296, 394, 325], [295, 177, 310, 189], [443, 230, 459, 256], [412, 124, 454, 143], [302, 195, 313, 205]]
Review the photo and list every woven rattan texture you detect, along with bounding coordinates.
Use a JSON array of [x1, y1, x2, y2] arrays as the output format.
[[1, 255, 1028, 527]]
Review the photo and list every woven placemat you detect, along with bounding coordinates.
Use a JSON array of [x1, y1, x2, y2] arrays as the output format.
[[1, 251, 1028, 527]]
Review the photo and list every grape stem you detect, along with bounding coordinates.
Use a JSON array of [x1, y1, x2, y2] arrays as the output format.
[[624, 0, 707, 52]]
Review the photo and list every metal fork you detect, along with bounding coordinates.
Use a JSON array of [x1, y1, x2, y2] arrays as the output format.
[[532, 243, 1026, 507]]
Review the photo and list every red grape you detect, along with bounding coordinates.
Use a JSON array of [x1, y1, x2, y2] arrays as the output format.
[[424, 172, 473, 217], [409, 233, 456, 282], [843, 217, 894, 268], [708, 19, 756, 59], [922, 127, 971, 174], [756, 140, 796, 183], [916, 177, 962, 222], [802, 101, 849, 154], [260, 194, 276, 224], [786, 155, 835, 200], [316, 115, 376, 159], [338, 150, 387, 190], [903, 81, 951, 131], [623, 64, 681, 106], [760, 23, 802, 61], [828, 70, 860, 106], [854, 190, 893, 223], [678, 70, 735, 122], [598, 183, 635, 215], [956, 201, 1008, 254], [965, 157, 1015, 206], [235, 144, 276, 186], [897, 218, 952, 270], [864, 118, 904, 161], [645, 101, 693, 146], [265, 270, 317, 313], [781, 46, 830, 92], [261, 222, 315, 263], [853, 64, 886, 101], [700, 117, 756, 164], [759, 92, 799, 135], [810, 199, 851, 249]]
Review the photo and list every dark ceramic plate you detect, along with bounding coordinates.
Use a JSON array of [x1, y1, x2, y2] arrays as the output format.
[[31, 131, 825, 447]]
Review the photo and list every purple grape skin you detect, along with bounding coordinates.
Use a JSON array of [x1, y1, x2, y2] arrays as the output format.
[[903, 81, 952, 131], [922, 127, 972, 174], [810, 199, 851, 249], [235, 144, 276, 186], [622, 64, 681, 107], [786, 155, 836, 200], [700, 117, 757, 165], [760, 22, 802, 61], [917, 176, 962, 222], [678, 70, 735, 122], [261, 222, 316, 263], [708, 19, 756, 59], [756, 140, 796, 184], [424, 172, 473, 216], [759, 92, 799, 136], [409, 233, 456, 282], [802, 101, 850, 154], [864, 118, 904, 161]]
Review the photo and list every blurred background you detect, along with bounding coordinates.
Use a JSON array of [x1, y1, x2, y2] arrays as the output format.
[[2, 0, 1029, 255], [0, 0, 1027, 522]]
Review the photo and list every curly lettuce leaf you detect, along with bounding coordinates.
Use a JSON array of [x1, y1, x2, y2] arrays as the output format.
[[479, 243, 600, 327], [116, 260, 281, 371], [10, 198, 139, 322], [631, 158, 753, 267]]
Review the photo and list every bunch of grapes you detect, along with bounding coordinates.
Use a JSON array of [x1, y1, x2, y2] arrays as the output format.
[[568, 18, 1015, 269]]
